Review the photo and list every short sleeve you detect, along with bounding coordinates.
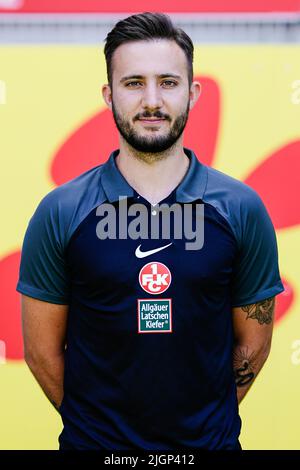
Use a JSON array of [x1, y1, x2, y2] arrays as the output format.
[[231, 191, 284, 307], [16, 191, 70, 304]]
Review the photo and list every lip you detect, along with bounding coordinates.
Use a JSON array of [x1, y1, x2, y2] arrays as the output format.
[[138, 118, 166, 123]]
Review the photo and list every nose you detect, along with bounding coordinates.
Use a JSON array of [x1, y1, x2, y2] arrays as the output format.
[[141, 83, 163, 110]]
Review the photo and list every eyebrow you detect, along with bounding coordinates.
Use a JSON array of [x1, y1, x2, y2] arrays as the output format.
[[120, 74, 181, 83]]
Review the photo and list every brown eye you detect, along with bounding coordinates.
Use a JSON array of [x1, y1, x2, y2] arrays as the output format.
[[126, 81, 142, 87], [162, 81, 177, 88]]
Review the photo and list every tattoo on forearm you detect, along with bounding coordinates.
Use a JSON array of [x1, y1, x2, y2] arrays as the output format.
[[241, 297, 274, 325], [233, 347, 256, 387]]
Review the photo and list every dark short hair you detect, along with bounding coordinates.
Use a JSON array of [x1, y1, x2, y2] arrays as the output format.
[[104, 12, 194, 87]]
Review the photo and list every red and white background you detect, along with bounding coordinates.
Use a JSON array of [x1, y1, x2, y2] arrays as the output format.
[[0, 0, 300, 449]]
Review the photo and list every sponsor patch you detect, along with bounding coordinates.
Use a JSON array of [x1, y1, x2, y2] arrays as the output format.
[[137, 299, 172, 333]]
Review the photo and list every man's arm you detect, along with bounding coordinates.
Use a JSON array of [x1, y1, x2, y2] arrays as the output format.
[[232, 297, 275, 404], [21, 294, 69, 411]]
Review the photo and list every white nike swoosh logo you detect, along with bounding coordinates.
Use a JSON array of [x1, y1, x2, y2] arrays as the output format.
[[135, 243, 172, 258]]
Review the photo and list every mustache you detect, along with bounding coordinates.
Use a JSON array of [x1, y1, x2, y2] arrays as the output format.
[[133, 111, 171, 121]]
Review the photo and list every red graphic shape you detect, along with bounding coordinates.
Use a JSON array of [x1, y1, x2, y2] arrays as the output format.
[[1, 0, 299, 14], [0, 251, 23, 360], [51, 109, 118, 186], [51, 76, 219, 186], [275, 278, 294, 323], [244, 140, 300, 229], [139, 262, 172, 295], [184, 77, 220, 167]]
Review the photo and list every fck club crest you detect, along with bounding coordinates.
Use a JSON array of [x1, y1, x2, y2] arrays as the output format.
[[138, 262, 172, 295]]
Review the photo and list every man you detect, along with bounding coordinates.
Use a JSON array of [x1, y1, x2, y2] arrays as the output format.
[[17, 12, 284, 450]]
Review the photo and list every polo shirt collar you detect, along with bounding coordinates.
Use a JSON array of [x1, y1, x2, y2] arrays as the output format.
[[101, 149, 134, 202], [101, 148, 207, 203], [176, 148, 208, 202]]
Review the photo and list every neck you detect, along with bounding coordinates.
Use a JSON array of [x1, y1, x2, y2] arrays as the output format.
[[115, 136, 189, 205]]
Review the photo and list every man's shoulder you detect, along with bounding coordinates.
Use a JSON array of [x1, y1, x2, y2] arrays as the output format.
[[36, 164, 106, 216], [203, 165, 269, 238], [45, 164, 105, 204], [205, 165, 259, 204], [204, 165, 264, 213], [28, 164, 107, 247]]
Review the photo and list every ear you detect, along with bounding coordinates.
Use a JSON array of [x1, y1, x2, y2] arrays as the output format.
[[102, 84, 112, 110], [189, 81, 201, 111]]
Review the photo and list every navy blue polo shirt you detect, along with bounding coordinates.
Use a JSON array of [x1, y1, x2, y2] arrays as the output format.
[[17, 148, 284, 450]]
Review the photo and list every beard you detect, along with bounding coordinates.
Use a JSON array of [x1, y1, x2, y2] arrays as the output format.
[[112, 101, 190, 155]]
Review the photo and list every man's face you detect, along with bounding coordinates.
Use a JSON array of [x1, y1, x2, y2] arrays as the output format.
[[105, 40, 194, 154]]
